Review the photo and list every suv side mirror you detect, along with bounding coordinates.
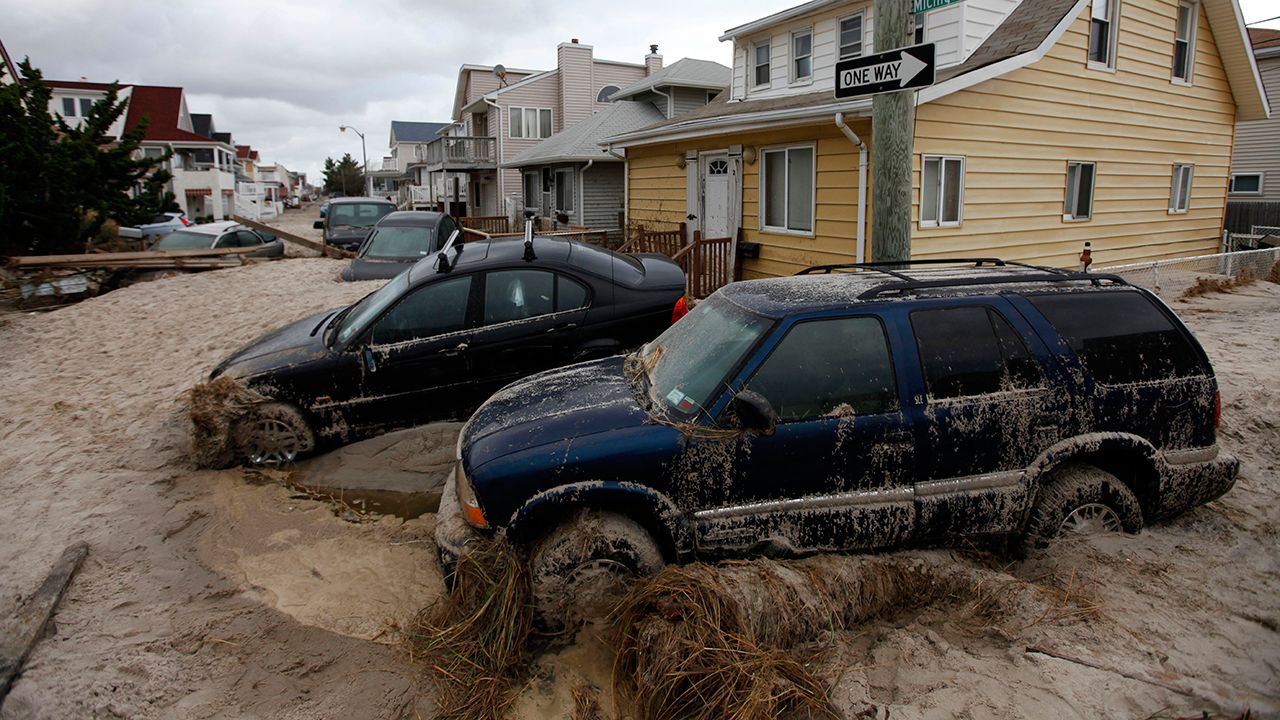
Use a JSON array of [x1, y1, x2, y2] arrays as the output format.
[[313, 220, 324, 230], [731, 390, 776, 436]]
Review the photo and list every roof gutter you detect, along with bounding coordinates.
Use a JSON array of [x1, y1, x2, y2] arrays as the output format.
[[604, 97, 873, 148], [834, 113, 867, 264]]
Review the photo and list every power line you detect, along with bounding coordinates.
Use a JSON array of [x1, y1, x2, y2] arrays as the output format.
[[1245, 14, 1280, 25]]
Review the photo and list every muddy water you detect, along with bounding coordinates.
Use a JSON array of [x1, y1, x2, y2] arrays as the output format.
[[287, 481, 442, 519]]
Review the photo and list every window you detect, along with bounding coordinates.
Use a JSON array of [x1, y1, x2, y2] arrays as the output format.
[[920, 155, 964, 227], [1064, 161, 1096, 221], [1088, 0, 1119, 69], [753, 42, 771, 87], [1169, 164, 1193, 213], [1028, 291, 1206, 384], [370, 276, 473, 345], [761, 146, 814, 234], [558, 276, 588, 310], [523, 172, 539, 210], [79, 98, 93, 117], [839, 14, 865, 59], [1229, 173, 1263, 195], [509, 107, 552, 139], [707, 159, 729, 175], [597, 85, 620, 102], [792, 31, 813, 81], [912, 307, 1044, 400], [142, 147, 165, 159], [707, 90, 719, 103], [484, 270, 556, 324], [747, 317, 897, 420], [1172, 1, 1197, 83], [61, 97, 76, 116], [555, 168, 574, 213]]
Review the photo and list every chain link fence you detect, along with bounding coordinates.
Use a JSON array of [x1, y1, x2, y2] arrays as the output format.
[[1100, 245, 1280, 301]]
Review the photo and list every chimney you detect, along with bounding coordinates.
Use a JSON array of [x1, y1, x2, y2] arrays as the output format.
[[646, 44, 663, 76], [557, 39, 595, 129]]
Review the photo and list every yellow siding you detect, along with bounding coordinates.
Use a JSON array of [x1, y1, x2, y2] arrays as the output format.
[[914, 0, 1235, 268]]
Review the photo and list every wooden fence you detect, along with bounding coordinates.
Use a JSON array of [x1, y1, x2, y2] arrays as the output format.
[[674, 231, 736, 299], [618, 223, 687, 256], [459, 216, 510, 234]]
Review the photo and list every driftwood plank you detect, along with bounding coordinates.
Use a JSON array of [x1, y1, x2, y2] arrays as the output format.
[[0, 542, 89, 700], [232, 215, 353, 259], [7, 247, 257, 268]]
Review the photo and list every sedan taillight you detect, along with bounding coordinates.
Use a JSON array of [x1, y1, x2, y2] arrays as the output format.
[[180, 217, 192, 226], [671, 295, 689, 324]]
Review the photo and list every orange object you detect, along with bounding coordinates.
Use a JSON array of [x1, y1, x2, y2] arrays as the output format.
[[671, 295, 689, 324]]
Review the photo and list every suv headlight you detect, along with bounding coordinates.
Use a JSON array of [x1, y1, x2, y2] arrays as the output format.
[[455, 462, 489, 529]]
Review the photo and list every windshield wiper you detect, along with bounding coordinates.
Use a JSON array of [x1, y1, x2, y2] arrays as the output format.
[[323, 305, 355, 345]]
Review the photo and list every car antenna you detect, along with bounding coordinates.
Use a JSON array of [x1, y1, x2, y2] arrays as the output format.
[[435, 228, 462, 273], [522, 210, 537, 262]]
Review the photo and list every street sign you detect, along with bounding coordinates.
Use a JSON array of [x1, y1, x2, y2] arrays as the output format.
[[835, 43, 936, 99], [913, 0, 961, 13]]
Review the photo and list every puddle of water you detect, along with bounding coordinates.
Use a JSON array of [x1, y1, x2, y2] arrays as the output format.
[[287, 482, 441, 520]]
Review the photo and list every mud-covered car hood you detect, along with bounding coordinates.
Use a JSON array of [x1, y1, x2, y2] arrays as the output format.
[[463, 357, 648, 466], [211, 309, 339, 379]]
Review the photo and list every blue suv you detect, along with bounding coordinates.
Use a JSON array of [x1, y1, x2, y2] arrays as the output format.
[[436, 259, 1238, 626]]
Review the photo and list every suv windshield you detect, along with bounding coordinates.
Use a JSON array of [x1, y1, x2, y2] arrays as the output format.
[[362, 226, 435, 259], [329, 203, 394, 228], [334, 273, 408, 345], [153, 231, 212, 250], [641, 295, 770, 419]]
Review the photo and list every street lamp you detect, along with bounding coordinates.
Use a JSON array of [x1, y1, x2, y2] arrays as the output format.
[[339, 124, 371, 196]]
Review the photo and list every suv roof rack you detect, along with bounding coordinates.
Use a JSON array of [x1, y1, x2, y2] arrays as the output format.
[[794, 258, 1128, 300]]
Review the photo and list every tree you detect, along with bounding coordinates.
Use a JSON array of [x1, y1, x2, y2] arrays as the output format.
[[0, 58, 177, 257], [321, 153, 363, 196]]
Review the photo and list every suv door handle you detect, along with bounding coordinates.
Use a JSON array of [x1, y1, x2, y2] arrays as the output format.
[[439, 342, 469, 356]]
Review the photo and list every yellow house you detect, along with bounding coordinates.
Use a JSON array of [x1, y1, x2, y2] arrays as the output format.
[[604, 0, 1269, 278]]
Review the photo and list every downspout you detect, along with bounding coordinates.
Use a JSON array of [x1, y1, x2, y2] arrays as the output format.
[[835, 112, 867, 264], [649, 83, 672, 118], [484, 96, 503, 215], [607, 144, 627, 232], [579, 158, 594, 227]]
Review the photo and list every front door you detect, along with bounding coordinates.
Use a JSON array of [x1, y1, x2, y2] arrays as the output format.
[[700, 154, 734, 239]]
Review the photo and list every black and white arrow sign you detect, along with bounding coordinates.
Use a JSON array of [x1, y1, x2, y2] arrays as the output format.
[[835, 43, 936, 99]]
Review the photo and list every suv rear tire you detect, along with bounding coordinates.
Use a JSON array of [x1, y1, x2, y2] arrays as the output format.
[[233, 402, 315, 467], [1023, 463, 1143, 551], [530, 509, 664, 634]]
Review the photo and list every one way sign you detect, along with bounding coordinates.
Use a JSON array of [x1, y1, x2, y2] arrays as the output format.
[[835, 43, 936, 99]]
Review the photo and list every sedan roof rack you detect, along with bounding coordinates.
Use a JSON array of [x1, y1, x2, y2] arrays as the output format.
[[793, 257, 1128, 300]]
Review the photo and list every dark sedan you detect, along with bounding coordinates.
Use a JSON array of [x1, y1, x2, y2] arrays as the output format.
[[340, 211, 460, 282], [209, 235, 686, 465]]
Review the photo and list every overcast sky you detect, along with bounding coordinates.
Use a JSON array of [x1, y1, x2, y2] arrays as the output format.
[[3, 0, 1278, 184]]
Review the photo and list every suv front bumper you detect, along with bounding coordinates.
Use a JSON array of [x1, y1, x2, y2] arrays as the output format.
[[434, 472, 485, 581], [1155, 445, 1240, 520]]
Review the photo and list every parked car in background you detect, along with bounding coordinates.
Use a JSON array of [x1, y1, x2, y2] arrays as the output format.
[[151, 221, 284, 258], [436, 259, 1239, 629], [208, 234, 686, 466], [340, 211, 460, 282], [313, 197, 396, 250], [118, 211, 192, 242]]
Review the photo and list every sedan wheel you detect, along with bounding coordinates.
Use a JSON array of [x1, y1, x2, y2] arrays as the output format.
[[235, 403, 315, 468]]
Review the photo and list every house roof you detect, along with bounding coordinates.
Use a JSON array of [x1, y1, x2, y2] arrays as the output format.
[[609, 58, 732, 100], [719, 0, 842, 41], [462, 69, 559, 114], [608, 0, 1269, 147], [1252, 28, 1280, 58], [505, 101, 666, 167], [390, 120, 450, 144], [235, 145, 259, 160], [0, 37, 17, 80], [45, 79, 116, 91], [451, 64, 543, 122], [122, 85, 217, 143]]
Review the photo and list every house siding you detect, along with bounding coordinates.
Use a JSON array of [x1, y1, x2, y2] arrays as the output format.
[[495, 72, 561, 210], [913, 0, 1237, 268], [670, 86, 711, 117], [582, 163, 626, 239], [593, 61, 648, 110], [1228, 55, 1280, 202]]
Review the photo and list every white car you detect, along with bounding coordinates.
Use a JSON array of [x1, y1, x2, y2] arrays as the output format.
[[149, 221, 284, 258], [123, 212, 192, 241]]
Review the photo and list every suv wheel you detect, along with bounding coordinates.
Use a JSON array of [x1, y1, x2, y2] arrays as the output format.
[[530, 509, 664, 634], [1023, 463, 1143, 551], [233, 402, 315, 467]]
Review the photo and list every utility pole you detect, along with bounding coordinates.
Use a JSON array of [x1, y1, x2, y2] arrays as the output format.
[[339, 125, 371, 196], [870, 0, 915, 263]]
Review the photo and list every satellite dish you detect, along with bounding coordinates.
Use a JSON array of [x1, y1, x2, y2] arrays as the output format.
[[493, 64, 507, 79]]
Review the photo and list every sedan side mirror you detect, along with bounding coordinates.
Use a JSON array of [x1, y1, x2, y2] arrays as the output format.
[[730, 390, 776, 436], [313, 220, 324, 230]]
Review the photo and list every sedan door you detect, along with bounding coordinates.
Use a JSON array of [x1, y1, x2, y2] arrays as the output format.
[[692, 314, 917, 555]]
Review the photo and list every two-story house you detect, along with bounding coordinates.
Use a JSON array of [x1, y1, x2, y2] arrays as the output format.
[[47, 81, 241, 220], [367, 120, 450, 203], [607, 0, 1268, 277], [1226, 28, 1280, 231], [505, 52, 731, 241]]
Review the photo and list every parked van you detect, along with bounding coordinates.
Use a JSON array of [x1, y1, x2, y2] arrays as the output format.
[[313, 197, 397, 250]]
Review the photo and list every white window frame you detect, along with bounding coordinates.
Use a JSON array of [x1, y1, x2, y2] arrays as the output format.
[[791, 29, 813, 83], [61, 97, 76, 117], [508, 106, 553, 140], [1228, 172, 1263, 196], [1064, 161, 1098, 221], [1087, 0, 1120, 72], [839, 12, 866, 60], [752, 41, 771, 88], [1171, 0, 1198, 85], [554, 168, 575, 214], [919, 155, 965, 228], [1169, 164, 1194, 214], [759, 143, 817, 236]]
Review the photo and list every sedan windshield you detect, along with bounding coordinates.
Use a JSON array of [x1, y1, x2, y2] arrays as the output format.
[[153, 231, 213, 250], [329, 203, 394, 228], [642, 295, 770, 420], [335, 273, 408, 345], [361, 227, 435, 259]]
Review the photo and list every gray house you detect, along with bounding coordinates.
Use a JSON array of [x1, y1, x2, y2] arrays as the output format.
[[1227, 29, 1280, 230], [505, 56, 730, 241]]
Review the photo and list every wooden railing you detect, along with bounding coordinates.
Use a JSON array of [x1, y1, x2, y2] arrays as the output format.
[[674, 231, 735, 299], [459, 216, 510, 234], [416, 136, 496, 167], [617, 223, 687, 256]]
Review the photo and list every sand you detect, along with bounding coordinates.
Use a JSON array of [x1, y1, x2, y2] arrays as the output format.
[[0, 254, 1277, 719]]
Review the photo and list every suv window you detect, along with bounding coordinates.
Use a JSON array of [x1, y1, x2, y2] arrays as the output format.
[[1028, 291, 1205, 384], [747, 316, 897, 421], [370, 276, 472, 345], [912, 306, 1043, 400]]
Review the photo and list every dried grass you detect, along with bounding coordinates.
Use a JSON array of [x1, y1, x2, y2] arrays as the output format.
[[1268, 261, 1280, 285], [570, 684, 606, 720], [1181, 269, 1257, 299], [405, 539, 532, 720], [187, 376, 268, 468]]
